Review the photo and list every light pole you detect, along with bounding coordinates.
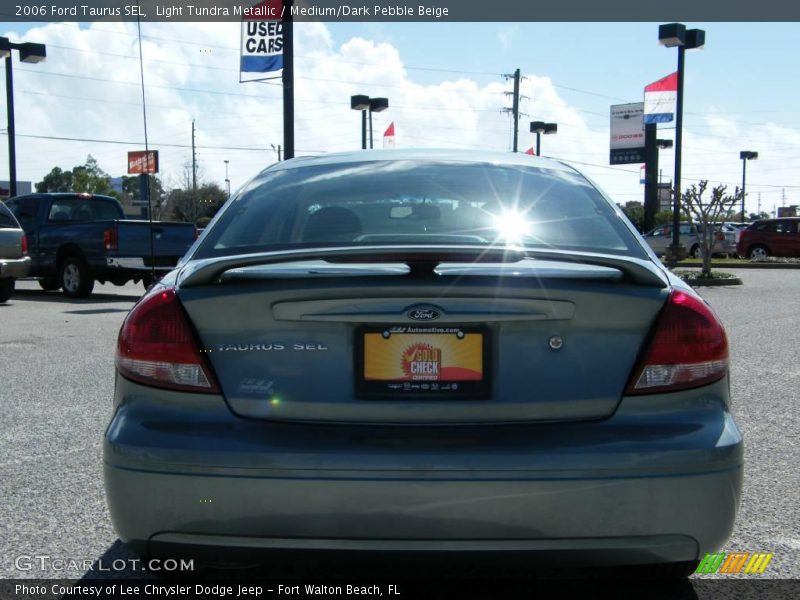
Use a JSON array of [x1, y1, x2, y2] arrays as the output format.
[[643, 131, 674, 232], [739, 151, 758, 223], [0, 37, 46, 198], [350, 95, 369, 150], [658, 23, 705, 261], [529, 121, 557, 156], [368, 97, 388, 149], [224, 159, 230, 199], [351, 95, 389, 150]]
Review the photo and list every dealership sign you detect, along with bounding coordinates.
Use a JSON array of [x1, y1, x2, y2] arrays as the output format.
[[240, 0, 283, 78], [127, 150, 159, 174], [609, 102, 645, 165]]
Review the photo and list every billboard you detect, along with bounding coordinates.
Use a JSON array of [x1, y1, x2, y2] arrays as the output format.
[[610, 102, 645, 165], [127, 150, 159, 174]]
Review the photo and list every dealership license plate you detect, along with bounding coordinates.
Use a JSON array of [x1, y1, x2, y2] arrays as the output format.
[[356, 326, 489, 398]]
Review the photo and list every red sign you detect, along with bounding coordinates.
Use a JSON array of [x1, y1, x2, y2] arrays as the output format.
[[127, 150, 159, 174]]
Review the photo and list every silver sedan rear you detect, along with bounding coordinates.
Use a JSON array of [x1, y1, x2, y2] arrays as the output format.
[[0, 201, 31, 302], [104, 150, 742, 575]]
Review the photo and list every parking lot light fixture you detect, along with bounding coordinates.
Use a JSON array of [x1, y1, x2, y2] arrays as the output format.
[[350, 95, 370, 150], [1, 36, 47, 198], [529, 121, 557, 156], [368, 97, 389, 150], [739, 151, 758, 223], [658, 23, 705, 261]]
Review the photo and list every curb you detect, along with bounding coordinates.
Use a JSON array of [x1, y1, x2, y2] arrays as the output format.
[[681, 277, 743, 287], [667, 262, 800, 269]]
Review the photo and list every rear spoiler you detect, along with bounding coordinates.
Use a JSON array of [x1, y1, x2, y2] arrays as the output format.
[[178, 245, 669, 289]]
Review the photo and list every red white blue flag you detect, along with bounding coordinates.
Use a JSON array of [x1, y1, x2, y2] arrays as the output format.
[[644, 72, 677, 124]]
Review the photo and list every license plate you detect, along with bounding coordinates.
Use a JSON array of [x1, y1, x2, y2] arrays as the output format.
[[356, 326, 489, 398]]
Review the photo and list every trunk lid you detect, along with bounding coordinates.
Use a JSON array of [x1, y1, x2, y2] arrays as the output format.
[[177, 249, 669, 424]]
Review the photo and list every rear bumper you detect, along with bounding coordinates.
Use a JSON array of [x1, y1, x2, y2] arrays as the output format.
[[106, 257, 177, 271], [0, 255, 30, 279], [104, 377, 743, 565]]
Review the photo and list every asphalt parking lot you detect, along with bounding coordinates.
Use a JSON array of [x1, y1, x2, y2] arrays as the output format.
[[0, 271, 798, 584]]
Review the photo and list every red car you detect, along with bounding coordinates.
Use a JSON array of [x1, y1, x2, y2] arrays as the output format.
[[736, 217, 800, 258]]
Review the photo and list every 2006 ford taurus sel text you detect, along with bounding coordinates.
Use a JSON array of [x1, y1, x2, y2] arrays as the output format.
[[104, 149, 743, 577]]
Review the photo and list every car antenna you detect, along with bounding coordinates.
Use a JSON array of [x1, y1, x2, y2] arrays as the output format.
[[136, 1, 156, 287]]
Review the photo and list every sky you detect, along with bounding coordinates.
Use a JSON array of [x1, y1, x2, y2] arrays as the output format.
[[1, 20, 799, 219]]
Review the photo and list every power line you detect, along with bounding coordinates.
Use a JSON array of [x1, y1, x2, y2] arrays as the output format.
[[0, 131, 326, 153]]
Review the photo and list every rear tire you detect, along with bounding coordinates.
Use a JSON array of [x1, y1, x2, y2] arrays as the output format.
[[60, 256, 95, 298], [690, 244, 701, 259], [747, 245, 769, 259], [38, 277, 61, 291], [0, 279, 14, 303]]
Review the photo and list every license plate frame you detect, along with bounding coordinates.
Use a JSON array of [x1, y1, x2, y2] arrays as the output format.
[[355, 325, 490, 399]]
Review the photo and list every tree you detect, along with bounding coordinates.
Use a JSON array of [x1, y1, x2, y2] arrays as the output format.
[[166, 182, 227, 224], [654, 210, 674, 227], [681, 180, 741, 277], [619, 201, 645, 232], [36, 155, 119, 197], [120, 175, 166, 219]]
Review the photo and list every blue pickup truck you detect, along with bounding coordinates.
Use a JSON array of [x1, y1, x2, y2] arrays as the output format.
[[3, 192, 197, 298]]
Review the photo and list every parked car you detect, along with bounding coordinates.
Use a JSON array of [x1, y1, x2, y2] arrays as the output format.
[[105, 150, 742, 577], [3, 193, 197, 298], [0, 201, 31, 302], [711, 222, 739, 256], [642, 222, 731, 258], [736, 217, 800, 258]]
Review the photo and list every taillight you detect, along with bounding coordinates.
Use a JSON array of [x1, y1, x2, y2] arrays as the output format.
[[20, 234, 28, 255], [104, 227, 118, 251], [116, 287, 220, 393], [626, 290, 728, 395]]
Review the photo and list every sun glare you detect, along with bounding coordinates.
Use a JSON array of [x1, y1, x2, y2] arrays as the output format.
[[493, 209, 531, 243]]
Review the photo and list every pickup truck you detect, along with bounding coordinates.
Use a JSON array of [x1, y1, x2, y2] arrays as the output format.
[[3, 192, 197, 298]]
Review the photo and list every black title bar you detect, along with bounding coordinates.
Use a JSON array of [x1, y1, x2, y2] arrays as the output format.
[[4, 0, 800, 22]]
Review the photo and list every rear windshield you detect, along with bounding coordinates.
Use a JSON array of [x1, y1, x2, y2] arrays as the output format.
[[194, 160, 645, 259], [47, 197, 121, 222], [0, 203, 20, 228]]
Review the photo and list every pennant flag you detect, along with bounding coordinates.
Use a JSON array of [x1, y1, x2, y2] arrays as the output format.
[[644, 72, 677, 124], [383, 122, 396, 148], [525, 147, 536, 156]]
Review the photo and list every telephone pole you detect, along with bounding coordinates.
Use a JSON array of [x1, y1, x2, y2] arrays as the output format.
[[191, 119, 198, 222], [503, 69, 522, 153], [511, 69, 520, 152]]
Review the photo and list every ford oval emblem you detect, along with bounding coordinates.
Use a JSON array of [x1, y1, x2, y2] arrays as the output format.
[[407, 306, 441, 321]]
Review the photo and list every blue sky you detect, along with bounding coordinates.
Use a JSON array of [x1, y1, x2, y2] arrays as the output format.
[[1, 20, 798, 216]]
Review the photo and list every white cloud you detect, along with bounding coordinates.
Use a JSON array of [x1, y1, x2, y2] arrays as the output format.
[[496, 26, 518, 51]]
